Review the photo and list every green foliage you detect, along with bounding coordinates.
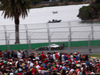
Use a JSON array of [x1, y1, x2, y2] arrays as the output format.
[[1, 0, 31, 19], [94, 3, 100, 10], [78, 6, 90, 20], [78, 0, 100, 20], [78, 6, 98, 20], [95, 0, 100, 3], [31, 0, 41, 5], [49, 2, 59, 6], [63, 2, 68, 5], [59, 0, 64, 3]]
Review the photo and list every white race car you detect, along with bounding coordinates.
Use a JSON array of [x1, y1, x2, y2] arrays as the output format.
[[35, 44, 64, 51]]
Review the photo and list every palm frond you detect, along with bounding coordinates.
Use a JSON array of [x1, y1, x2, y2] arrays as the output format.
[[1, 0, 31, 19]]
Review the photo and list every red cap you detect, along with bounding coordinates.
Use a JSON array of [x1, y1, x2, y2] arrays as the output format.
[[0, 63, 3, 65], [26, 59, 29, 61], [8, 59, 12, 61], [39, 67, 43, 70], [97, 64, 99, 66], [54, 67, 57, 70]]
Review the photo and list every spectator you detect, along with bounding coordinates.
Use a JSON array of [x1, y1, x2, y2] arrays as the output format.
[[0, 50, 99, 75]]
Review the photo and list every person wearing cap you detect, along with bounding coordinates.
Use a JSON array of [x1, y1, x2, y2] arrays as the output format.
[[41, 52, 46, 61], [0, 50, 100, 75]]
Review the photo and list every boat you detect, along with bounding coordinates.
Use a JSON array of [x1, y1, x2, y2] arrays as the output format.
[[48, 19, 61, 23], [53, 11, 58, 14]]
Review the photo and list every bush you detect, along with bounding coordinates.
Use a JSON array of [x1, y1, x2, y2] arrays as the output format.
[[0, 4, 3, 10], [63, 2, 68, 5], [78, 6, 90, 20], [49, 2, 59, 6], [94, 3, 100, 10], [77, 6, 98, 20], [77, 0, 100, 21], [59, 0, 64, 3], [95, 0, 100, 3], [68, 0, 83, 2]]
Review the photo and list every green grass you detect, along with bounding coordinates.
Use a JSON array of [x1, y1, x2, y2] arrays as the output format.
[[90, 54, 100, 58]]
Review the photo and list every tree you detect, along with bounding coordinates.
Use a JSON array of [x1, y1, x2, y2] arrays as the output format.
[[77, 6, 97, 20], [1, 0, 31, 44], [77, 0, 100, 20], [32, 0, 41, 5], [59, 0, 64, 3]]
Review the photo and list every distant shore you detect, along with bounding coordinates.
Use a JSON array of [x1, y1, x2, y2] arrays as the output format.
[[30, 2, 90, 8]]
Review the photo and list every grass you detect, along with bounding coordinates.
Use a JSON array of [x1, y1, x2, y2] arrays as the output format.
[[90, 54, 100, 58]]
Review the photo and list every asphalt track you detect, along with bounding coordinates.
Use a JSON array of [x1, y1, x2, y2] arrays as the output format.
[[32, 46, 100, 54]]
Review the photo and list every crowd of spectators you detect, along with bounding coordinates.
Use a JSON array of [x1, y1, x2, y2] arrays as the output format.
[[0, 50, 100, 75]]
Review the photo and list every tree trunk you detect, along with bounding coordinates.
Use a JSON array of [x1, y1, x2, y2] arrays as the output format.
[[15, 16, 20, 44]]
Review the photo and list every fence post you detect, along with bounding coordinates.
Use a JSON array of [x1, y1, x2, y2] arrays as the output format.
[[68, 22, 72, 51], [24, 25, 29, 44], [88, 33, 92, 53], [46, 23, 51, 51], [7, 39, 10, 51], [3, 26, 8, 45], [7, 32, 12, 50], [28, 32, 34, 50], [29, 36, 31, 50], [91, 24, 94, 40]]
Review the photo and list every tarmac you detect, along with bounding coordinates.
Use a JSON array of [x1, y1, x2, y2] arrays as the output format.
[[32, 46, 100, 54]]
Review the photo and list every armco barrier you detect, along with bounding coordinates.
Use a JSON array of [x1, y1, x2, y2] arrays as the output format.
[[0, 40, 100, 50]]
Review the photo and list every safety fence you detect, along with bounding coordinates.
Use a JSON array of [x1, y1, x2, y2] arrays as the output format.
[[0, 21, 100, 50]]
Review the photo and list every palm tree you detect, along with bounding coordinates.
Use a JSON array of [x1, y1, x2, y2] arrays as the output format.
[[1, 0, 31, 44]]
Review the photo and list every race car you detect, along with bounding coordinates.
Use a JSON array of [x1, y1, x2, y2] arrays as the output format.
[[35, 44, 64, 51]]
